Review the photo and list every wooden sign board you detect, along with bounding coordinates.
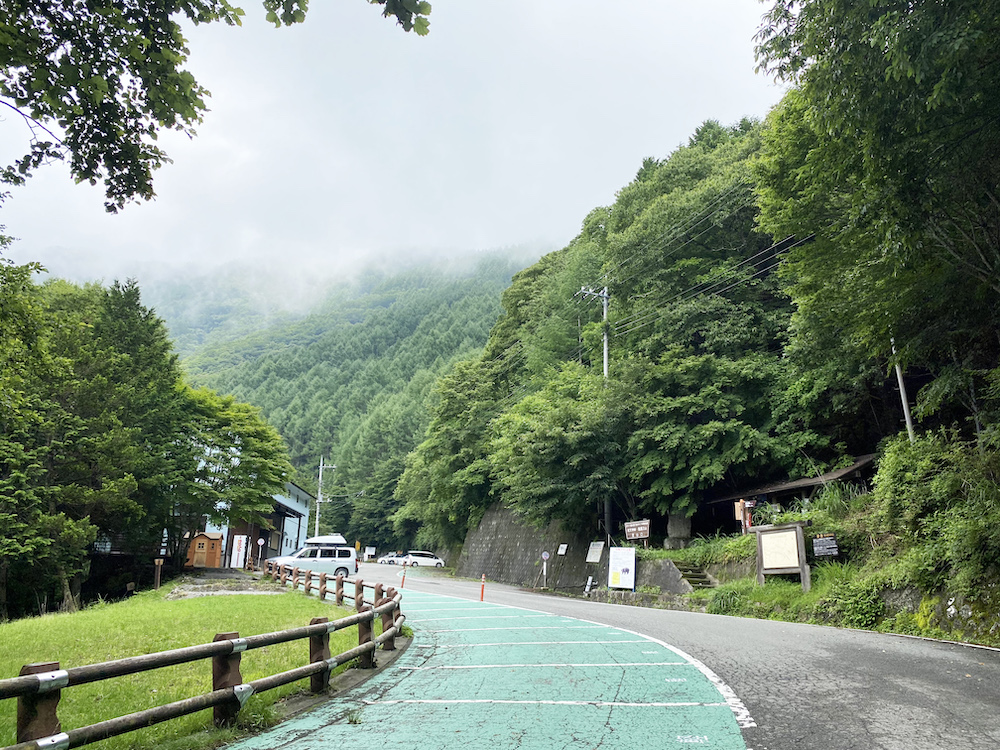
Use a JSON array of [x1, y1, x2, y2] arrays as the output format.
[[752, 522, 811, 592], [624, 519, 650, 540]]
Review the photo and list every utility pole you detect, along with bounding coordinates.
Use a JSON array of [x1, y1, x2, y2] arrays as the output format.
[[578, 286, 610, 380], [314, 457, 337, 537], [577, 285, 612, 544]]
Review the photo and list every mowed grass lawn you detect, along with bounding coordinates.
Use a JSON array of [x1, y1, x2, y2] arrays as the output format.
[[1, 584, 364, 750]]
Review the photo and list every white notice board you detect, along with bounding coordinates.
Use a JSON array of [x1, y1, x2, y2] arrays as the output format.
[[608, 546, 636, 590], [760, 528, 800, 570], [586, 541, 605, 563]]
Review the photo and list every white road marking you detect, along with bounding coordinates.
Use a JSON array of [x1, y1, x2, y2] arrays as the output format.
[[400, 591, 758, 729], [427, 625, 608, 633], [415, 640, 651, 648], [408, 614, 552, 622], [365, 699, 729, 708], [398, 661, 690, 670]]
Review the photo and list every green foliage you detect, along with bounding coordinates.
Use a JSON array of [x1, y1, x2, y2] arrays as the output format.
[[647, 532, 756, 568], [0, 271, 293, 618], [0, 0, 428, 209], [753, 3, 1000, 434], [816, 577, 886, 630], [490, 363, 623, 532], [871, 431, 1000, 596]]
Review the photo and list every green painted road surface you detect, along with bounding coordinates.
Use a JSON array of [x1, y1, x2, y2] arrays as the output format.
[[228, 590, 752, 749]]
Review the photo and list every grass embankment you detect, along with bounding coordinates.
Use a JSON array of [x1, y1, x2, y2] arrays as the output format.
[[1, 582, 362, 750], [645, 436, 1000, 648]]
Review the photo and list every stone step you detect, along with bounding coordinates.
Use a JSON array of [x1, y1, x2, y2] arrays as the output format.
[[673, 561, 717, 589]]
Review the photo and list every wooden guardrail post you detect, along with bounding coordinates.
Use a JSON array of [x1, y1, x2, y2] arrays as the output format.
[[354, 579, 364, 611], [378, 597, 396, 651], [318, 572, 328, 600], [309, 618, 331, 692], [303, 570, 313, 595], [212, 633, 243, 727], [16, 662, 63, 743], [386, 586, 399, 624], [279, 565, 288, 586], [291, 567, 301, 589], [335, 574, 344, 605], [374, 583, 383, 603], [357, 605, 374, 669]]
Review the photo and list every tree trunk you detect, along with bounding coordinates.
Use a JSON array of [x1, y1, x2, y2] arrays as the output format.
[[58, 570, 79, 613]]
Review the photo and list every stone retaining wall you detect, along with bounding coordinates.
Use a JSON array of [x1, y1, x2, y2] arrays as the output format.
[[456, 503, 692, 595]]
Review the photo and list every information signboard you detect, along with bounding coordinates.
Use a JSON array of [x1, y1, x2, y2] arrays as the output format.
[[608, 546, 636, 590], [752, 522, 811, 592], [585, 541, 605, 563], [812, 535, 839, 557], [624, 519, 650, 540]]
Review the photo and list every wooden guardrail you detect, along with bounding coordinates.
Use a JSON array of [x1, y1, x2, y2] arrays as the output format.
[[0, 570, 404, 750]]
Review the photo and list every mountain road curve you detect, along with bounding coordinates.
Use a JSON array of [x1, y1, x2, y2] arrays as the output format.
[[231, 562, 1000, 749]]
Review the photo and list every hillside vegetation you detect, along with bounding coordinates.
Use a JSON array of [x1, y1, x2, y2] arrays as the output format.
[[177, 255, 527, 547], [391, 0, 1000, 612]]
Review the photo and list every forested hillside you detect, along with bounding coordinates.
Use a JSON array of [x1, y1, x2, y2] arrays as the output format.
[[394, 1, 1000, 605], [176, 255, 529, 547], [396, 121, 859, 547]]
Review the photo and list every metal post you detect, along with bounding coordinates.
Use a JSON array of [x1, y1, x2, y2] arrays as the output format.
[[602, 285, 609, 380], [314, 456, 324, 537]]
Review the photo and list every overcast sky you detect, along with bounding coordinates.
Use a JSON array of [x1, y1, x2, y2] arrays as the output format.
[[1, 0, 786, 283]]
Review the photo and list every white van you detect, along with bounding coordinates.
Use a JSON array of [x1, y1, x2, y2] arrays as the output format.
[[303, 534, 347, 546], [271, 543, 358, 578]]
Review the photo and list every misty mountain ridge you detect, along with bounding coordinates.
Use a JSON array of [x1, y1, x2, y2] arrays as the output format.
[[162, 248, 539, 491], [126, 244, 549, 358]]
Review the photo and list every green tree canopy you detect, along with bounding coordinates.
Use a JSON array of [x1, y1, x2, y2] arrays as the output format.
[[753, 2, 1000, 434], [0, 0, 430, 210]]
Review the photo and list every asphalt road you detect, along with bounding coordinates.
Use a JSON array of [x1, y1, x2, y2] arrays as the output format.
[[369, 563, 1000, 750]]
